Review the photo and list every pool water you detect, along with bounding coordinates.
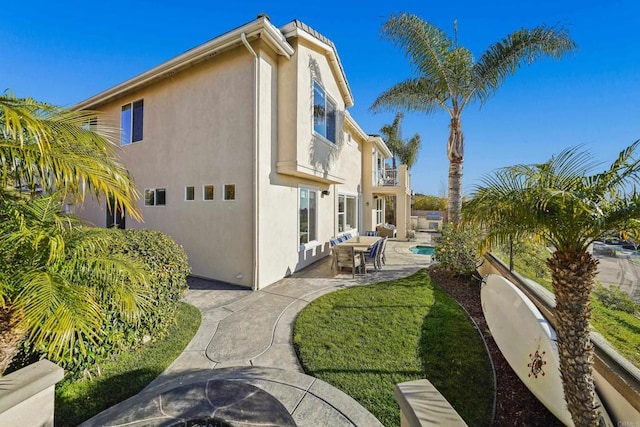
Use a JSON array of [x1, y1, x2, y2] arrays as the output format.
[[409, 245, 435, 256]]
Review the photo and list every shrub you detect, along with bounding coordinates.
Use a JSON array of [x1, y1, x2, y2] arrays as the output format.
[[434, 225, 481, 277], [593, 284, 638, 314], [21, 228, 191, 376], [413, 194, 447, 211]]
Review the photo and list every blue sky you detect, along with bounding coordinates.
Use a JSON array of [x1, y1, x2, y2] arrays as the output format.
[[2, 0, 639, 196]]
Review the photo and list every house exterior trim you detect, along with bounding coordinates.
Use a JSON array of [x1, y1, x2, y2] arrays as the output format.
[[276, 160, 346, 184], [73, 16, 293, 111]]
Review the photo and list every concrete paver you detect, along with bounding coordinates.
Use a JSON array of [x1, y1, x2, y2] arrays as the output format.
[[81, 233, 436, 427]]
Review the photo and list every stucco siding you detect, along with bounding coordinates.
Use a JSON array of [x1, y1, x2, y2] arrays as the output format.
[[79, 48, 256, 287]]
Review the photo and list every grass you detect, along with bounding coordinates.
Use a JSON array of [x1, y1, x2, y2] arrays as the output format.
[[591, 299, 640, 366], [293, 269, 494, 427], [54, 302, 201, 426], [495, 247, 640, 369]]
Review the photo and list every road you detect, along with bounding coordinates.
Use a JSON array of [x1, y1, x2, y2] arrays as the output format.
[[595, 253, 640, 301]]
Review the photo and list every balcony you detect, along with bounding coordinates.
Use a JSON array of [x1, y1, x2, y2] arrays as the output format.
[[372, 165, 411, 195], [375, 169, 398, 187]]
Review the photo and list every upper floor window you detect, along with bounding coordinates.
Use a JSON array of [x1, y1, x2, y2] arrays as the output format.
[[82, 117, 98, 131], [121, 100, 144, 145], [313, 81, 336, 143]]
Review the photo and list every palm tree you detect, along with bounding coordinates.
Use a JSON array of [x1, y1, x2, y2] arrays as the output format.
[[0, 93, 148, 373], [463, 142, 640, 426], [380, 111, 421, 170], [371, 13, 577, 224]]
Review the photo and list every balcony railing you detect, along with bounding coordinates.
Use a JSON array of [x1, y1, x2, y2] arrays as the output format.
[[375, 169, 398, 186]]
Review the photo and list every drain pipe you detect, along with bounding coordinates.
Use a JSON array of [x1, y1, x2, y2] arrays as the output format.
[[241, 32, 260, 291]]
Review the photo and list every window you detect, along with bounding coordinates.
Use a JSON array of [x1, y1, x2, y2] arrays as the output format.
[[338, 194, 357, 232], [224, 184, 235, 201], [299, 188, 317, 245], [82, 117, 98, 131], [376, 197, 384, 225], [145, 188, 166, 206], [121, 99, 144, 145], [106, 196, 125, 229], [185, 186, 195, 201], [312, 81, 337, 143], [203, 185, 214, 201]]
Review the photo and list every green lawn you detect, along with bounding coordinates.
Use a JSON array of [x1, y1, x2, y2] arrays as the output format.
[[55, 302, 201, 426], [293, 269, 494, 427]]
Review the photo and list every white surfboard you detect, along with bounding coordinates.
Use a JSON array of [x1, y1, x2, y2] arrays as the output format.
[[481, 274, 612, 426]]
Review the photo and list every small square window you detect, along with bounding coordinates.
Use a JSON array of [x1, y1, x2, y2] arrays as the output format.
[[145, 188, 166, 206], [203, 185, 214, 201], [185, 186, 195, 201], [224, 184, 235, 201], [145, 189, 155, 206], [156, 188, 166, 206]]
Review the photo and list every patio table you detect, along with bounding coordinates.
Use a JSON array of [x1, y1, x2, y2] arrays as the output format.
[[333, 236, 381, 276], [335, 236, 381, 251]]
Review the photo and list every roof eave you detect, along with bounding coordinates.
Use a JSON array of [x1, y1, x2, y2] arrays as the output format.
[[280, 22, 354, 108], [73, 17, 293, 110]]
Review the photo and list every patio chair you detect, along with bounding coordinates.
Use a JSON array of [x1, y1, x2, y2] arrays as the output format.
[[379, 236, 389, 267], [333, 245, 365, 278], [364, 231, 378, 237], [364, 240, 382, 270], [376, 224, 397, 238]]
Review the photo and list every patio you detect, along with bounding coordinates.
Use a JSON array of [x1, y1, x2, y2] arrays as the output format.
[[81, 233, 436, 426]]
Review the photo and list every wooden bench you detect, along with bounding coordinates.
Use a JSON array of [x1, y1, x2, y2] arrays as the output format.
[[395, 379, 468, 426]]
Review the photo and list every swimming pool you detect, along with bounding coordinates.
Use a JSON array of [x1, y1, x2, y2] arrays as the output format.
[[409, 245, 435, 256]]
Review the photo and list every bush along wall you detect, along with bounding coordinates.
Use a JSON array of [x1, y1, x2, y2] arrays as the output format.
[[23, 229, 191, 377], [434, 225, 481, 278]]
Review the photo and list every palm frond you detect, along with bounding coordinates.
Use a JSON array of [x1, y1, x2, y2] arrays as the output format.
[[472, 25, 577, 104], [371, 77, 450, 114], [14, 270, 103, 359], [381, 13, 453, 84], [0, 93, 142, 221]]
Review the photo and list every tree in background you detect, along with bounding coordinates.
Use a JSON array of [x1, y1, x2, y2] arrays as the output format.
[[371, 13, 576, 224], [464, 142, 640, 425], [380, 111, 421, 170], [412, 194, 447, 211], [0, 93, 149, 373]]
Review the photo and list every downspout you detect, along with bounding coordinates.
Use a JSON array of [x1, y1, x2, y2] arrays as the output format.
[[241, 33, 260, 291]]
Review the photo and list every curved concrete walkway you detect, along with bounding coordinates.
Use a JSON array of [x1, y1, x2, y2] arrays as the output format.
[[81, 234, 435, 426]]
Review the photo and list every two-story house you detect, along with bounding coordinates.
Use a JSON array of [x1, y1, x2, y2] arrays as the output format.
[[75, 14, 411, 290]]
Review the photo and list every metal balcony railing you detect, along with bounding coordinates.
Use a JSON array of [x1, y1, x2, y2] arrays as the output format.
[[375, 169, 398, 186]]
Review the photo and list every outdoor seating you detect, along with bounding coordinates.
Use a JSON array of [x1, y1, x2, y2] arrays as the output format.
[[376, 224, 397, 238], [333, 245, 365, 277], [364, 240, 382, 270], [364, 231, 378, 236], [378, 236, 388, 267]]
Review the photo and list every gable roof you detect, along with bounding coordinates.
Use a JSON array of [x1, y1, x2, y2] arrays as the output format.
[[279, 20, 354, 108], [74, 15, 355, 110], [74, 15, 293, 110]]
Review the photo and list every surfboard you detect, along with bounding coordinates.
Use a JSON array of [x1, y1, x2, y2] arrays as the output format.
[[481, 274, 612, 426]]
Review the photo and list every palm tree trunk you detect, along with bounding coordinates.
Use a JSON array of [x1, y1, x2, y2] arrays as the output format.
[[547, 250, 601, 426], [0, 305, 26, 375], [447, 116, 464, 224]]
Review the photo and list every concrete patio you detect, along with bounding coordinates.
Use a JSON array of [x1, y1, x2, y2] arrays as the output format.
[[81, 233, 436, 426]]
